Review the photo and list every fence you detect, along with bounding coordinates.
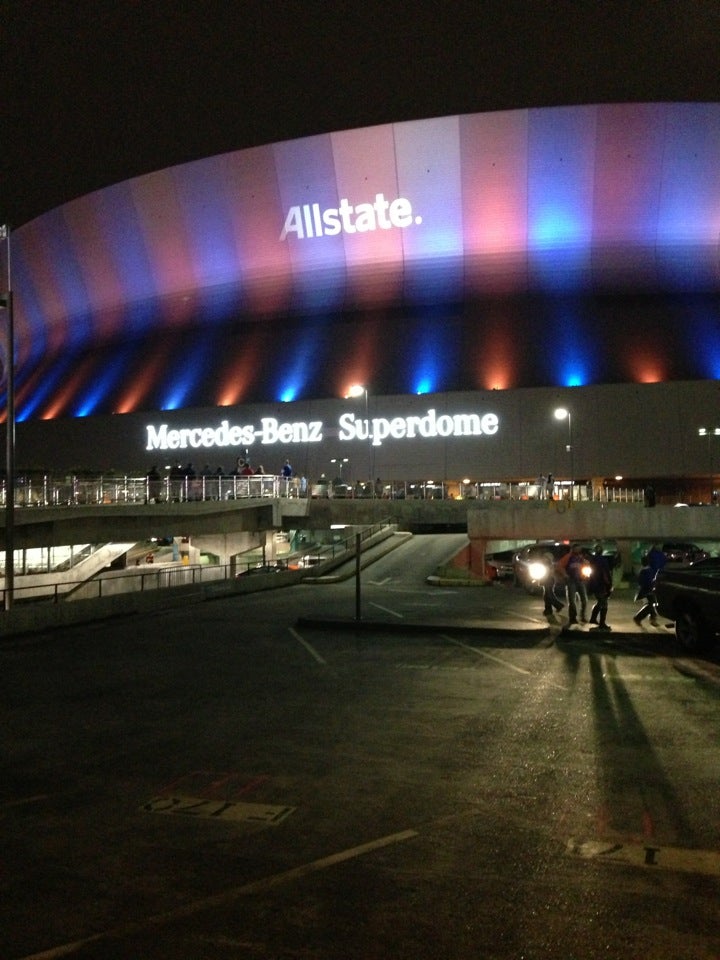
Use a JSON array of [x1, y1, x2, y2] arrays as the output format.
[[0, 518, 393, 606], [0, 474, 645, 507]]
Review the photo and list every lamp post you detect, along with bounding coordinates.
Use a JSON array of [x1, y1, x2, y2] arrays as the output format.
[[347, 383, 372, 483], [330, 457, 349, 480], [554, 407, 573, 502], [698, 427, 720, 503], [0, 224, 14, 610]]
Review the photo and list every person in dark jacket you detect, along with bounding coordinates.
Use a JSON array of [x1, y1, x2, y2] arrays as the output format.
[[540, 550, 564, 617], [561, 543, 589, 624], [588, 544, 613, 631]]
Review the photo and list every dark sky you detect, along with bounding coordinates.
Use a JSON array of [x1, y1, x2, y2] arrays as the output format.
[[4, 0, 720, 227]]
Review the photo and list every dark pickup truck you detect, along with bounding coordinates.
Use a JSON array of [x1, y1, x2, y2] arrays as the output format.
[[655, 558, 720, 652]]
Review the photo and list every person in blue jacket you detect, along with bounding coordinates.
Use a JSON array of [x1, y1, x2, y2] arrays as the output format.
[[634, 555, 660, 626]]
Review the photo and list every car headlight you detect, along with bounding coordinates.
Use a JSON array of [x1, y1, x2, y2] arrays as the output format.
[[528, 561, 549, 582], [581, 564, 593, 579]]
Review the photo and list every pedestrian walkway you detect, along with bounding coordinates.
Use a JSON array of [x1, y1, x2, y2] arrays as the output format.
[[298, 580, 676, 643]]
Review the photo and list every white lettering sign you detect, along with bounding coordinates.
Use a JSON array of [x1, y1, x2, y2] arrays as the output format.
[[338, 409, 499, 447], [145, 410, 499, 452], [145, 418, 324, 452], [280, 193, 421, 241]]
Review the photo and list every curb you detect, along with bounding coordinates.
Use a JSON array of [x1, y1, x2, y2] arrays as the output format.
[[296, 616, 550, 638]]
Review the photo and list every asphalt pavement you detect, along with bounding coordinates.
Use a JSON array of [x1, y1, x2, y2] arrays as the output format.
[[3, 535, 720, 959], [298, 545, 720, 686]]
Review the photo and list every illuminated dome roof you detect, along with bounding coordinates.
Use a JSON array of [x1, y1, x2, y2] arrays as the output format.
[[8, 101, 720, 419]]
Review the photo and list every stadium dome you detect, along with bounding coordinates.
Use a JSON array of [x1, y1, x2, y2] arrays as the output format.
[[6, 101, 720, 423]]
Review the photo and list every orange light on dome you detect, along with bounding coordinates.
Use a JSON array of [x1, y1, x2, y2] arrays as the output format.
[[635, 366, 664, 384], [40, 356, 97, 420], [216, 338, 262, 407], [115, 347, 170, 414]]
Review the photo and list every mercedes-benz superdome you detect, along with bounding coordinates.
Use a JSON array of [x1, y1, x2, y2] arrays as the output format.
[[3, 101, 720, 489]]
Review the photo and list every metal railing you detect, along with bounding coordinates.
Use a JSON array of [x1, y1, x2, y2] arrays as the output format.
[[0, 518, 393, 606], [2, 473, 300, 506], [0, 474, 646, 508]]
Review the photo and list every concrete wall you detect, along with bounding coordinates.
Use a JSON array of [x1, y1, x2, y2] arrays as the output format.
[[465, 501, 720, 542], [3, 497, 720, 553]]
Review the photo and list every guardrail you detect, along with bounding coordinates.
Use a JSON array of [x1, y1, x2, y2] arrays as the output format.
[[0, 518, 394, 606], [0, 474, 646, 507], [1, 474, 300, 506]]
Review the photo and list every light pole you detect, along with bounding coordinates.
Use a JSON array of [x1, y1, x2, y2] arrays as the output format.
[[330, 457, 349, 481], [698, 427, 720, 503], [554, 407, 573, 502], [347, 383, 372, 483], [0, 224, 14, 610]]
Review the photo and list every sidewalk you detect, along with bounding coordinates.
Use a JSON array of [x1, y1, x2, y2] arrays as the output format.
[[297, 582, 720, 686], [300, 572, 674, 641]]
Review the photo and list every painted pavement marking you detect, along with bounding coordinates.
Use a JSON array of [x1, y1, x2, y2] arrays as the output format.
[[16, 828, 418, 960], [441, 634, 569, 689], [142, 794, 295, 824], [441, 635, 532, 675], [288, 626, 327, 664], [567, 838, 720, 876], [369, 600, 404, 618], [159, 770, 269, 799]]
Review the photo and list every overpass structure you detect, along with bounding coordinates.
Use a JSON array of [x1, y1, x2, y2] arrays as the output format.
[[1, 496, 717, 566], [1, 496, 717, 638]]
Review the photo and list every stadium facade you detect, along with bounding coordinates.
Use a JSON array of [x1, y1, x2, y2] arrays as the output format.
[[3, 102, 720, 498]]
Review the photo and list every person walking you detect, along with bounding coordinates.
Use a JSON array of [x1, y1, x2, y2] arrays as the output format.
[[563, 544, 589, 624], [647, 543, 667, 574], [633, 555, 660, 626], [588, 544, 613, 631], [539, 550, 564, 618]]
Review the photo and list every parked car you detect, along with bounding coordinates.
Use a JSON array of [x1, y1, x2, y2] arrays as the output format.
[[661, 542, 710, 565], [288, 554, 326, 569], [236, 562, 287, 577], [512, 541, 571, 593], [655, 557, 720, 651], [512, 539, 620, 593], [485, 548, 519, 580]]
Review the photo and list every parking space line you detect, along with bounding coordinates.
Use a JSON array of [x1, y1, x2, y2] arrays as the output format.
[[17, 829, 419, 960], [369, 601, 404, 619], [440, 635, 532, 675], [288, 627, 327, 664]]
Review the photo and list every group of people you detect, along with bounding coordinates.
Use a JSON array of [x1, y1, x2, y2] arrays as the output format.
[[147, 459, 293, 481], [540, 541, 668, 631], [536, 474, 556, 500], [540, 543, 614, 630]]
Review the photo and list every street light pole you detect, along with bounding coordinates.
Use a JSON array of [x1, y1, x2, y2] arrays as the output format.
[[554, 407, 573, 503], [0, 224, 15, 610], [347, 384, 371, 484], [698, 427, 720, 503], [330, 457, 349, 482]]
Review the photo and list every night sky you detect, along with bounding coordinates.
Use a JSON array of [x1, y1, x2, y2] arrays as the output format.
[[4, 0, 720, 229]]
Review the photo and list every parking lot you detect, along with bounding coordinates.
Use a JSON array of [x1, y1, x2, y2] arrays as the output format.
[[2, 533, 720, 959]]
